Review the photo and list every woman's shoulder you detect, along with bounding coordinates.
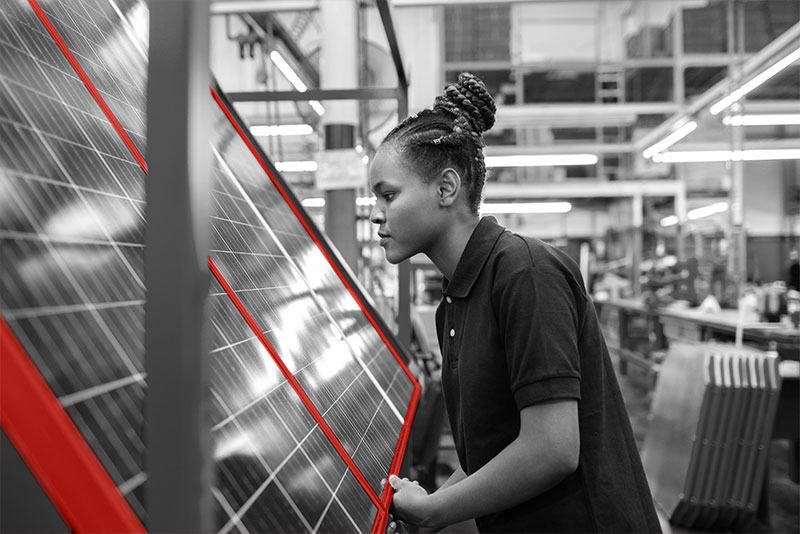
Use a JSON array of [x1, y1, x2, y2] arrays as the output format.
[[492, 230, 574, 272], [490, 231, 588, 301]]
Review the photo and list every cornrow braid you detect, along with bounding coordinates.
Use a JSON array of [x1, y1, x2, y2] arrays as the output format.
[[380, 73, 497, 215]]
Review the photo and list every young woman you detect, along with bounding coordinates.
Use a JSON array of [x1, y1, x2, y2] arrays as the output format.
[[370, 73, 661, 533]]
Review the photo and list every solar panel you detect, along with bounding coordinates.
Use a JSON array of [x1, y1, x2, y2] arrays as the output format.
[[1, 1, 419, 533], [0, 0, 149, 527], [208, 87, 419, 532]]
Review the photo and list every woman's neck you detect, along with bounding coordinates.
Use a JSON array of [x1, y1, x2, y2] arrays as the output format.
[[427, 214, 480, 280]]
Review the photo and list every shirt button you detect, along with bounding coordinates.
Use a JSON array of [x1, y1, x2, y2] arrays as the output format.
[[449, 328, 455, 337], [446, 297, 452, 304]]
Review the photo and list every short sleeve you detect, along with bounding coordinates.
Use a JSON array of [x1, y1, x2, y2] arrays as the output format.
[[492, 258, 582, 410]]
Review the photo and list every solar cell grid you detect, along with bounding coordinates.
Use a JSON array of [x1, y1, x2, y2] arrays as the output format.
[[2, 1, 419, 532], [208, 108, 411, 436], [208, 284, 376, 532], [32, 0, 148, 165], [0, 0, 148, 519], [207, 93, 420, 531]]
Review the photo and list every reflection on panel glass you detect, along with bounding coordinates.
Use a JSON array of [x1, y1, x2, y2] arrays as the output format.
[[2, 2, 416, 533], [0, 0, 148, 518]]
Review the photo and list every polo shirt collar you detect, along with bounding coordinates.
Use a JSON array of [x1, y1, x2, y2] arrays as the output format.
[[442, 216, 505, 298]]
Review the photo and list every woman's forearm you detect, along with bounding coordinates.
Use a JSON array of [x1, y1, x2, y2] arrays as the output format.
[[436, 466, 466, 491], [426, 436, 571, 527], [421, 401, 579, 529]]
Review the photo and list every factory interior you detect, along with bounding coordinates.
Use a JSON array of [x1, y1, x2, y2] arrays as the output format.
[[0, 0, 798, 533]]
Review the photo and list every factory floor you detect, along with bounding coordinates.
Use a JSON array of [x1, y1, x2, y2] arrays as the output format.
[[425, 354, 799, 533]]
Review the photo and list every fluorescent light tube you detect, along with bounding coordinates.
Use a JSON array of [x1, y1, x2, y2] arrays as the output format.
[[356, 196, 376, 207], [722, 114, 800, 126], [710, 47, 800, 115], [251, 124, 313, 136], [305, 196, 376, 208], [485, 154, 598, 168], [653, 149, 800, 163], [301, 197, 325, 208], [688, 202, 728, 220], [300, 197, 377, 208], [270, 50, 326, 116], [270, 50, 306, 91], [309, 101, 326, 115], [653, 150, 732, 163], [660, 215, 679, 227], [275, 160, 318, 172], [481, 202, 572, 214], [643, 121, 697, 159]]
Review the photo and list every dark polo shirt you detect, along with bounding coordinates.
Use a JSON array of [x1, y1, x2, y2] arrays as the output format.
[[436, 217, 661, 533]]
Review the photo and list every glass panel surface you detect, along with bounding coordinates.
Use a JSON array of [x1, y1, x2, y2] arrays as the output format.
[[1, 2, 416, 533]]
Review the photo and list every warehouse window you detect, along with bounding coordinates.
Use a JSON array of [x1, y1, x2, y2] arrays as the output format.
[[523, 70, 595, 103], [743, 0, 800, 52], [747, 65, 800, 101], [444, 5, 510, 62], [682, 1, 728, 54], [626, 67, 673, 102], [684, 66, 727, 100]]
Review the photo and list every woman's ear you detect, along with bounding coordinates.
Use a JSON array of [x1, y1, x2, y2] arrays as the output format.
[[438, 168, 462, 207]]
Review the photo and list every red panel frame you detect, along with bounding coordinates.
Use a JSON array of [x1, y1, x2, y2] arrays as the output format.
[[0, 318, 146, 533]]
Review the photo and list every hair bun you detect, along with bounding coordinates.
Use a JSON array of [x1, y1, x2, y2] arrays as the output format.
[[433, 72, 496, 135]]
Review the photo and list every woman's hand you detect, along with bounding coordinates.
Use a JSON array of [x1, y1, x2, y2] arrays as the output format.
[[389, 475, 437, 528], [385, 514, 407, 534]]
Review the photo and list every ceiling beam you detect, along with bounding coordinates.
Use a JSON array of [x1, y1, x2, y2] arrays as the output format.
[[227, 87, 400, 102], [211, 1, 318, 14], [484, 180, 684, 200], [485, 143, 633, 156], [495, 103, 677, 128]]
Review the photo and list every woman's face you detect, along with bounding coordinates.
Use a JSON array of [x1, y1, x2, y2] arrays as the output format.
[[368, 146, 442, 264]]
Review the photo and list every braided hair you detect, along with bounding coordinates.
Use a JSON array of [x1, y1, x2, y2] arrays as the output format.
[[381, 72, 496, 214]]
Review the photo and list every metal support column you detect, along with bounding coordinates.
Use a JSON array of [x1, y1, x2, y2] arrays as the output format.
[[144, 1, 213, 531], [321, 0, 359, 272], [396, 91, 411, 349], [632, 192, 643, 295], [676, 180, 687, 262], [372, 0, 412, 348], [727, 0, 747, 288], [672, 7, 685, 105]]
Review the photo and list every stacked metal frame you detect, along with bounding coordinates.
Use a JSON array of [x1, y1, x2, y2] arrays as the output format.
[[642, 342, 782, 531], [0, 1, 420, 533]]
